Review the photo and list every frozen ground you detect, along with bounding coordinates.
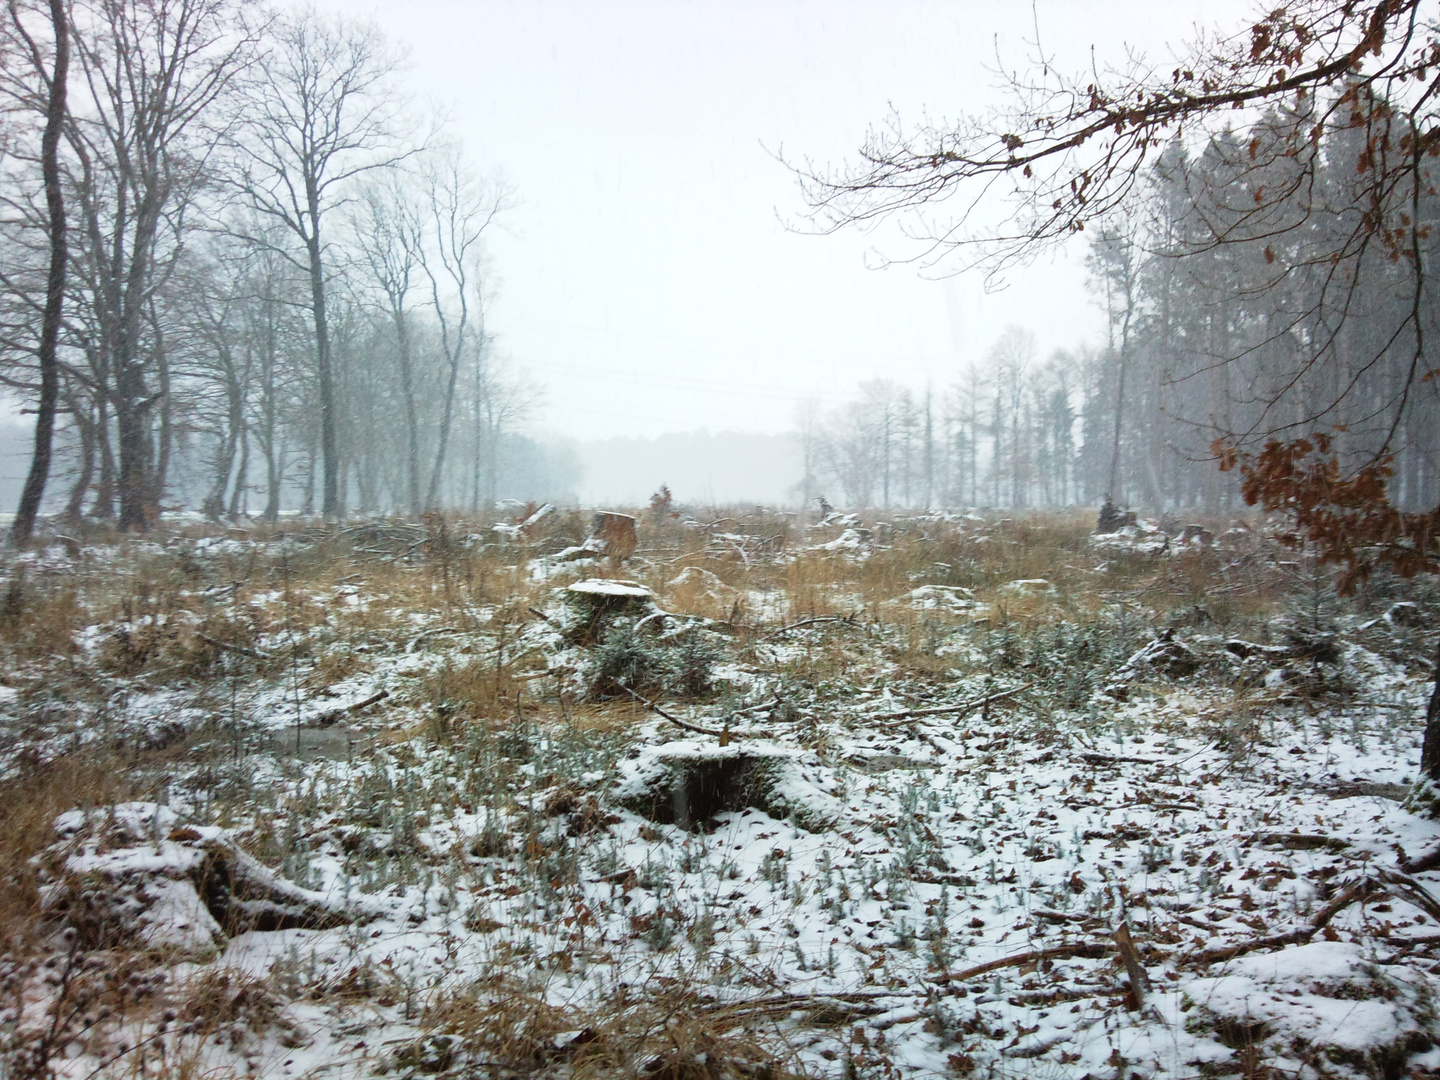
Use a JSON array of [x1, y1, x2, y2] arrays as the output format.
[[2, 511, 1438, 1079]]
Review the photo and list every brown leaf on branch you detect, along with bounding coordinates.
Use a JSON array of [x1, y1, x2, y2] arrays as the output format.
[[1218, 433, 1440, 594]]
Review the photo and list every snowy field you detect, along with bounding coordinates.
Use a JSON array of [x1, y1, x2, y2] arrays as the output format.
[[1, 510, 1438, 1079]]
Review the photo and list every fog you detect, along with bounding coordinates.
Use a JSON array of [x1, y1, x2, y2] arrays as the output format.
[[4, 0, 1433, 522], [306, 0, 1254, 503]]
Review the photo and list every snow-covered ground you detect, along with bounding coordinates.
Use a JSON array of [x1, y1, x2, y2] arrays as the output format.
[[3, 513, 1439, 1078]]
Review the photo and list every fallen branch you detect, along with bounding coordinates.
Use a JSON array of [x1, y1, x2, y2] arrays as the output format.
[[731, 696, 781, 717], [612, 682, 731, 739], [1081, 752, 1167, 766], [696, 943, 1117, 1017], [1379, 870, 1440, 923], [1114, 922, 1149, 1008], [931, 942, 1112, 984], [347, 689, 389, 713], [196, 632, 271, 661], [873, 683, 1035, 725], [1401, 845, 1440, 875], [406, 626, 461, 653], [314, 689, 391, 727], [1250, 832, 1350, 853], [1182, 870, 1440, 969], [1183, 877, 1377, 966], [765, 615, 855, 639], [527, 606, 556, 625]]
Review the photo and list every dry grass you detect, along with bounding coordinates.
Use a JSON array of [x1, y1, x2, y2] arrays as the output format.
[[0, 754, 147, 950], [0, 505, 1337, 1080], [418, 976, 807, 1079]]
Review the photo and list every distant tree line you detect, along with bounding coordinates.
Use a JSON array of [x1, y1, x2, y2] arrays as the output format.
[[805, 119, 1440, 514], [0, 1, 573, 538]]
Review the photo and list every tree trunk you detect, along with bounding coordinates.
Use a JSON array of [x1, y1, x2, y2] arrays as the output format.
[[1421, 636, 1440, 782], [114, 364, 152, 532], [425, 351, 461, 509], [92, 396, 115, 519], [11, 0, 70, 546], [228, 431, 249, 519], [1108, 345, 1130, 499], [152, 304, 172, 518], [261, 366, 280, 524], [263, 448, 280, 523], [392, 309, 421, 516], [301, 435, 316, 517], [205, 359, 242, 520], [64, 395, 95, 524], [305, 203, 340, 521]]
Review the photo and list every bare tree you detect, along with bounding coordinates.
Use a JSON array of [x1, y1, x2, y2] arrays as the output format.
[[3, 0, 69, 545], [472, 348, 538, 515], [416, 149, 510, 510], [791, 396, 823, 514], [354, 174, 424, 514], [232, 7, 416, 520], [62, 0, 255, 530]]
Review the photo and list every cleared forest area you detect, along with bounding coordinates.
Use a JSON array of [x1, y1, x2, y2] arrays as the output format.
[[0, 507, 1436, 1079]]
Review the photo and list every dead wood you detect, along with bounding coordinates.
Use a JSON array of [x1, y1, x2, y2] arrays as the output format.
[[316, 689, 390, 726], [1401, 844, 1440, 875], [1183, 870, 1440, 967], [612, 683, 731, 739], [406, 626, 461, 653], [764, 615, 856, 639], [1114, 922, 1149, 1007], [1184, 878, 1374, 966], [195, 632, 272, 661], [1081, 752, 1167, 766], [1250, 832, 1350, 852], [872, 683, 1035, 725], [931, 942, 1113, 984]]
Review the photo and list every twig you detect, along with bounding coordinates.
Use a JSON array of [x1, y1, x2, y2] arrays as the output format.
[[1179, 871, 1440, 968], [765, 615, 855, 639], [196, 632, 271, 660], [527, 606, 556, 625], [732, 696, 781, 717], [697, 943, 1116, 1017], [1081, 752, 1166, 766], [930, 942, 1112, 984], [872, 683, 1035, 725], [347, 689, 389, 713], [406, 626, 461, 653], [1183, 878, 1375, 966], [612, 683, 731, 739]]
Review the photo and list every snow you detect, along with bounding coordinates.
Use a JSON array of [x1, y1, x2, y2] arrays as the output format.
[[5, 515, 1440, 1078], [566, 578, 653, 599]]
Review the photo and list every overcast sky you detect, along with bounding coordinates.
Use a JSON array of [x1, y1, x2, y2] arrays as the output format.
[[318, 0, 1254, 441]]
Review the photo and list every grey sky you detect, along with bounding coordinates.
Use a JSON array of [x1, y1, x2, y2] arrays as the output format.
[[320, 0, 1253, 441]]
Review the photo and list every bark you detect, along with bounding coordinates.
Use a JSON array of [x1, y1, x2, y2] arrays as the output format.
[[394, 310, 420, 515], [152, 305, 172, 517], [259, 361, 280, 524], [10, 0, 70, 546], [228, 432, 249, 519], [1421, 634, 1440, 782], [204, 351, 242, 520], [62, 396, 95, 523], [91, 396, 114, 519], [426, 349, 461, 508], [305, 201, 339, 520]]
